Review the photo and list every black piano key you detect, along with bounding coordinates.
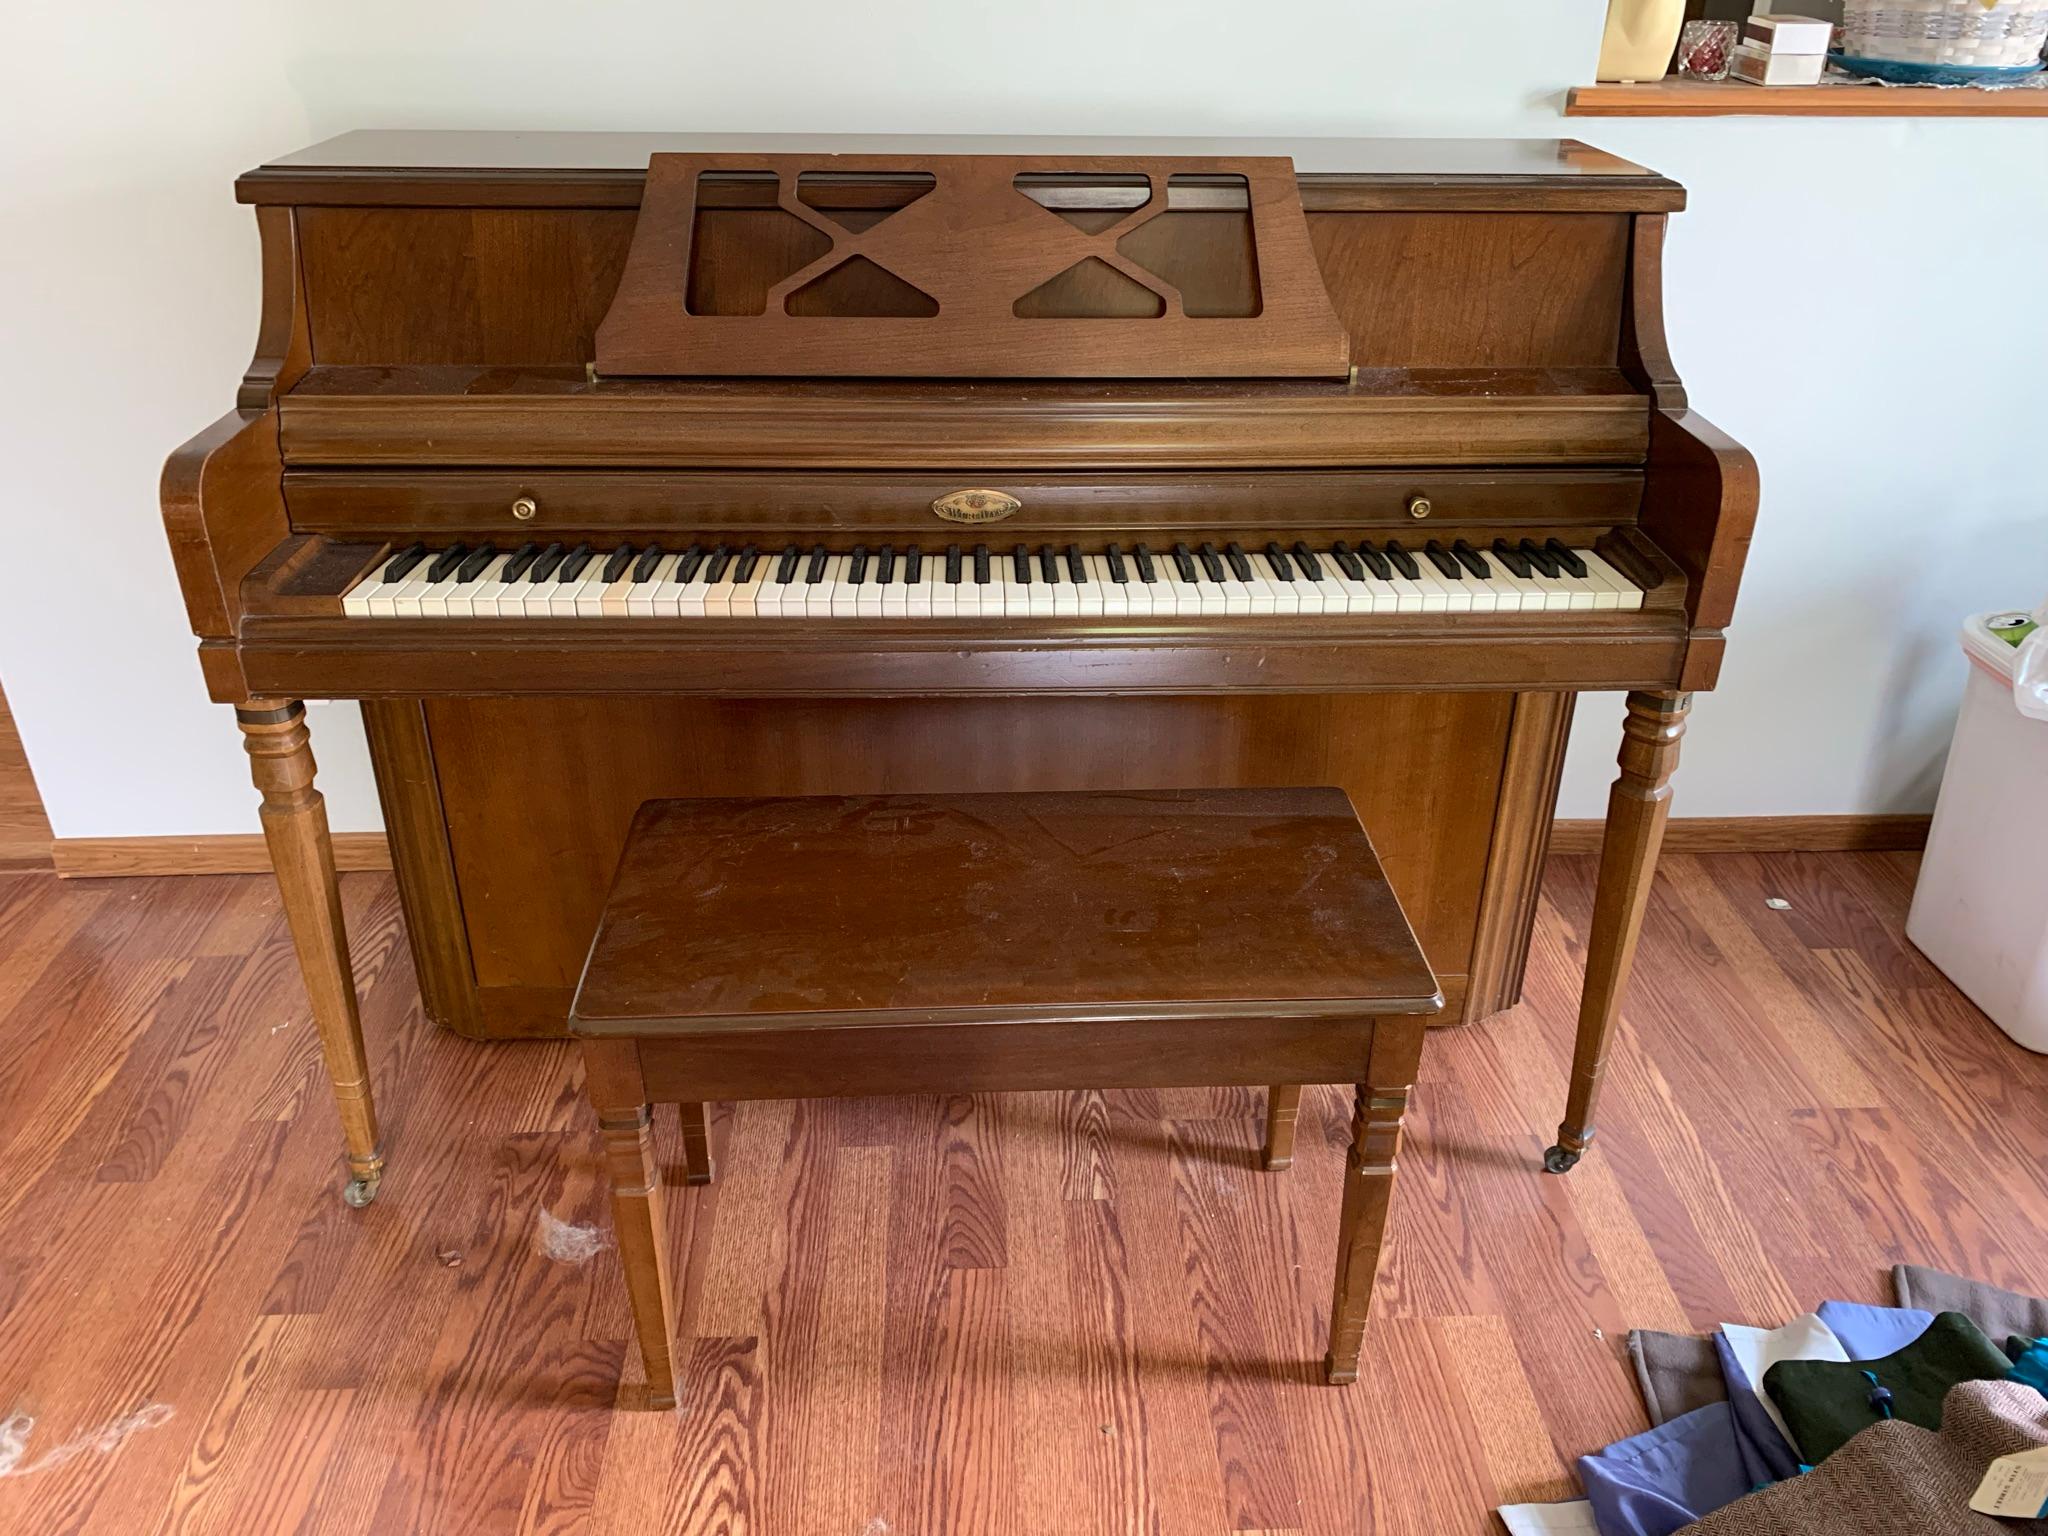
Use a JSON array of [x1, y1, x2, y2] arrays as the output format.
[[973, 545, 990, 585], [875, 545, 895, 584], [457, 544, 499, 583], [805, 544, 830, 583], [905, 545, 924, 582], [1197, 543, 1225, 583], [427, 544, 469, 583], [1132, 543, 1157, 582], [1064, 545, 1088, 584], [528, 542, 567, 582], [1012, 545, 1031, 584], [500, 541, 541, 583], [1223, 542, 1253, 581], [601, 545, 636, 584], [774, 545, 801, 584], [1330, 541, 1365, 582], [1263, 541, 1294, 581], [1450, 539, 1490, 578], [847, 545, 869, 585], [558, 543, 595, 582], [1516, 538, 1560, 579], [677, 544, 708, 583], [380, 542, 428, 582], [1545, 538, 1588, 578], [631, 544, 666, 582], [1104, 544, 1129, 583], [1356, 542, 1393, 580], [1038, 545, 1059, 584], [1423, 540, 1462, 579], [944, 544, 962, 584], [1171, 542, 1198, 582], [1290, 541, 1324, 581], [703, 545, 734, 583], [1383, 540, 1421, 580], [1490, 539, 1532, 578]]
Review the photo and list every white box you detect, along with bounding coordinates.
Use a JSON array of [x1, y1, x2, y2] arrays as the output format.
[[1743, 14, 1836, 55], [1730, 42, 1827, 84], [1908, 610, 2048, 1053]]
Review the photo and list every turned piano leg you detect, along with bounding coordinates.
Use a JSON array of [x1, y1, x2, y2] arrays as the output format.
[[1545, 690, 1689, 1175], [1325, 1018, 1424, 1385], [238, 700, 385, 1206]]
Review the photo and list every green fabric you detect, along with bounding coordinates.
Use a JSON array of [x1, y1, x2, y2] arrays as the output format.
[[1762, 1312, 2011, 1466]]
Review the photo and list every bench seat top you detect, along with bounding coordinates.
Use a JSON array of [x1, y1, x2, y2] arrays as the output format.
[[571, 787, 1441, 1036]]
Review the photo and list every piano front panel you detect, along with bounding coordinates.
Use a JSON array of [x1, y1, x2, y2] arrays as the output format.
[[292, 194, 1634, 373], [382, 690, 1530, 1039]]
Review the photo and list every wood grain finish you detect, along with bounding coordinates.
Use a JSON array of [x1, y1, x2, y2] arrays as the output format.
[[416, 693, 1515, 1035], [49, 832, 393, 878], [0, 680, 53, 873], [1549, 691, 1689, 1172], [573, 788, 1438, 1405], [1567, 79, 2048, 116], [237, 701, 383, 1204], [573, 790, 1440, 1032], [0, 848, 2033, 1530], [596, 156, 1351, 379]]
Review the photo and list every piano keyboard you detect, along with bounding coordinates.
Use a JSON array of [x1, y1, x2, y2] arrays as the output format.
[[341, 537, 1645, 619]]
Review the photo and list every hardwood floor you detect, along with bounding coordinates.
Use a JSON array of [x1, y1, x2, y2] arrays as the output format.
[[0, 850, 2040, 1534]]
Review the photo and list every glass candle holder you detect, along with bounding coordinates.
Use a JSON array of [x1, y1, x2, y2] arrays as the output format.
[[1677, 19, 1739, 79]]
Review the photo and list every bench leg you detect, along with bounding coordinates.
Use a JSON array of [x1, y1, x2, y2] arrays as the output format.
[[1325, 1019, 1424, 1385], [1263, 1084, 1301, 1170], [584, 1042, 677, 1410], [679, 1102, 716, 1186]]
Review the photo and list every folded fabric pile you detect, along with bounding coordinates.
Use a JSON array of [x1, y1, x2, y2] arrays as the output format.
[[1498, 1265, 2048, 1536]]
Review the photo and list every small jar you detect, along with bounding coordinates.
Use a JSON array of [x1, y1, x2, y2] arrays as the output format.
[[1677, 19, 1740, 79]]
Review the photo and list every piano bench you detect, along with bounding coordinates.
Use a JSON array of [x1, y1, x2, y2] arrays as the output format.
[[570, 788, 1442, 1410]]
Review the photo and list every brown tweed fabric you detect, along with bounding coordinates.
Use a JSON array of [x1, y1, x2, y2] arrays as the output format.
[[1681, 1382, 2048, 1535]]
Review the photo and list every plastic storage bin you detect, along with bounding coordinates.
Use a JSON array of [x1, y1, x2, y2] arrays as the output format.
[[1906, 604, 2048, 1052]]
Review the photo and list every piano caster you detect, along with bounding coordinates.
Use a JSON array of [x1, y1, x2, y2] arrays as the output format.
[[1542, 1143, 1581, 1175], [343, 1175, 381, 1208]]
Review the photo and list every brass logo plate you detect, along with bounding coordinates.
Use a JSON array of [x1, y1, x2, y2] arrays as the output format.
[[932, 489, 1020, 525]]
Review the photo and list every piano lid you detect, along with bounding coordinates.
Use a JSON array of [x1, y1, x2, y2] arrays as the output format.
[[237, 131, 1684, 214]]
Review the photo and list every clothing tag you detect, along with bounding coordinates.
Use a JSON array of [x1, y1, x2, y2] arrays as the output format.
[[1970, 1446, 2048, 1518]]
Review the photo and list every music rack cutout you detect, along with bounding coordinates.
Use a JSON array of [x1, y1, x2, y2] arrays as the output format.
[[594, 154, 1351, 379]]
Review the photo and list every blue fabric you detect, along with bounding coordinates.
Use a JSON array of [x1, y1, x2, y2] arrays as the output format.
[[1815, 1300, 1934, 1360], [1576, 1401, 1754, 1536], [1711, 1333, 1804, 1487], [2009, 1338, 2048, 1395]]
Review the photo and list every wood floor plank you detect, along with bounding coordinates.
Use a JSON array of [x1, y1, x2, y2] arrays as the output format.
[[2, 852, 2045, 1533]]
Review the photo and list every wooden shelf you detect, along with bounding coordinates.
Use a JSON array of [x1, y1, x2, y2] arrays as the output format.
[[1567, 78, 2048, 116]]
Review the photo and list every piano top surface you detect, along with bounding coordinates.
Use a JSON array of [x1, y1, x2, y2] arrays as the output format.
[[240, 131, 1681, 211]]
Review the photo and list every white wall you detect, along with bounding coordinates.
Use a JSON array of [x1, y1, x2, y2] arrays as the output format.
[[3, 3, 2044, 837]]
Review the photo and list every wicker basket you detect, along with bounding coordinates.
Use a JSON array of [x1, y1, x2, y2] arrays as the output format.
[[1840, 0, 2048, 68]]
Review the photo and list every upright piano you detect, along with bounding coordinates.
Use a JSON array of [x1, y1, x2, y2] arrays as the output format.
[[162, 133, 1756, 1206]]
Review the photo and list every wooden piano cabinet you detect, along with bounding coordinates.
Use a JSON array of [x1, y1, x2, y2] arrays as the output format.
[[362, 689, 1570, 1042]]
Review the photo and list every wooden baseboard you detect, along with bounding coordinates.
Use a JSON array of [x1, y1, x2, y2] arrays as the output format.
[[50, 832, 394, 879], [34, 814, 1930, 879], [1547, 814, 1931, 856]]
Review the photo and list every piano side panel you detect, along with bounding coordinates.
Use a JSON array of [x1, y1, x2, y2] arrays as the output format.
[[381, 692, 1542, 1039]]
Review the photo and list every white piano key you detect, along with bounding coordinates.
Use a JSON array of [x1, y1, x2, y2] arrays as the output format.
[[1302, 557, 1353, 615], [879, 555, 909, 618], [1579, 549, 1645, 610], [1400, 560, 1452, 614], [577, 556, 628, 616], [853, 556, 887, 616], [446, 553, 510, 617], [807, 554, 846, 617], [1412, 556, 1470, 614], [548, 555, 600, 617], [675, 553, 722, 615], [627, 553, 680, 616], [1089, 556, 1128, 618], [727, 551, 768, 617], [905, 561, 935, 617], [344, 550, 415, 616], [1074, 557, 1104, 617], [467, 554, 525, 617], [1049, 564, 1078, 616], [697, 551, 741, 616]]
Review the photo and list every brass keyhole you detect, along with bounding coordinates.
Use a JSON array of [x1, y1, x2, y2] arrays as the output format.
[[1407, 495, 1433, 520], [511, 496, 538, 521]]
